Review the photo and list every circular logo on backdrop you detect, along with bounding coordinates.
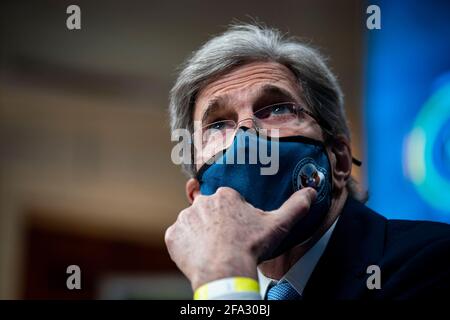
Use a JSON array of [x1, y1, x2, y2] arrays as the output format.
[[404, 72, 450, 212], [293, 158, 328, 203]]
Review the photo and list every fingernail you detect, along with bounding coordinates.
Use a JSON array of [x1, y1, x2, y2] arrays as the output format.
[[308, 188, 317, 200]]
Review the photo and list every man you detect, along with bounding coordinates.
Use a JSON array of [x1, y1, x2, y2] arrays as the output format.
[[165, 24, 450, 299]]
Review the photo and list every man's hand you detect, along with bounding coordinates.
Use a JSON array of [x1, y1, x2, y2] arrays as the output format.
[[164, 186, 317, 290]]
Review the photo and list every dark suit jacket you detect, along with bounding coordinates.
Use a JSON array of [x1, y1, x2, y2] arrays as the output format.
[[303, 196, 450, 299]]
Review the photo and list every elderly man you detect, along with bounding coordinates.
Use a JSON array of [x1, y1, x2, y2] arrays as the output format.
[[165, 24, 450, 300]]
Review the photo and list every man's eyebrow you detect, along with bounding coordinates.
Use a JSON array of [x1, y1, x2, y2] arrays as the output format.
[[253, 84, 299, 108], [200, 84, 299, 124], [201, 95, 228, 124]]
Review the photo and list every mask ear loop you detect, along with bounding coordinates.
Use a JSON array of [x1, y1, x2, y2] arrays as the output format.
[[352, 158, 362, 166]]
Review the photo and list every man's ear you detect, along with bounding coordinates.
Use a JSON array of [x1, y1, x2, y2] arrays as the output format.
[[328, 135, 352, 192], [186, 178, 201, 204]]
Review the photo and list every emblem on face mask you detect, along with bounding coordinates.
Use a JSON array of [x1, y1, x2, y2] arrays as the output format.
[[293, 158, 328, 203]]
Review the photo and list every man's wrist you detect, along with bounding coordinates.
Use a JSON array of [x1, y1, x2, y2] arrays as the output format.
[[194, 277, 260, 300], [191, 254, 257, 290]]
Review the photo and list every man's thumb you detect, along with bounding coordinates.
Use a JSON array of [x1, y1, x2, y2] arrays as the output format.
[[271, 187, 317, 227]]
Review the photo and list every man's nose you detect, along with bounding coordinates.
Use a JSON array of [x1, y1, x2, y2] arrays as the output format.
[[236, 117, 257, 130]]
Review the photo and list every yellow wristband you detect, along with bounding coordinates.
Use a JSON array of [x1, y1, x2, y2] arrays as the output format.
[[194, 277, 260, 300]]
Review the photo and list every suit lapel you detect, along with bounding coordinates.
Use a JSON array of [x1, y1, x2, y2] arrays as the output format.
[[303, 196, 387, 299]]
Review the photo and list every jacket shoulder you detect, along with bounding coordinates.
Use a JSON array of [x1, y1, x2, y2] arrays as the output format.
[[379, 219, 450, 298], [385, 218, 450, 250]]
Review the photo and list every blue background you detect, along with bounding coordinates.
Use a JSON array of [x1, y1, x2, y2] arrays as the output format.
[[365, 0, 450, 222]]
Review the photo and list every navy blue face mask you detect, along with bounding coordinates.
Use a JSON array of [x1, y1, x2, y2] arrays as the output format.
[[196, 130, 332, 260]]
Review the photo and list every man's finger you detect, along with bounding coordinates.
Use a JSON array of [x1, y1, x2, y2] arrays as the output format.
[[270, 187, 317, 227]]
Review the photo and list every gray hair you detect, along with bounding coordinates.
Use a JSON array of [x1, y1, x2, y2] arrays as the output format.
[[169, 23, 367, 203]]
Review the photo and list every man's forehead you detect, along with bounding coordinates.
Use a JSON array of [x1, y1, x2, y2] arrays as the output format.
[[193, 61, 301, 120]]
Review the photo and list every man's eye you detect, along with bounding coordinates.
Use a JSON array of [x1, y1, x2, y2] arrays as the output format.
[[271, 104, 294, 115], [207, 121, 227, 131]]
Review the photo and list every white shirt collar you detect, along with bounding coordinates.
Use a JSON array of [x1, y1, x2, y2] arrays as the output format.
[[257, 217, 338, 298]]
